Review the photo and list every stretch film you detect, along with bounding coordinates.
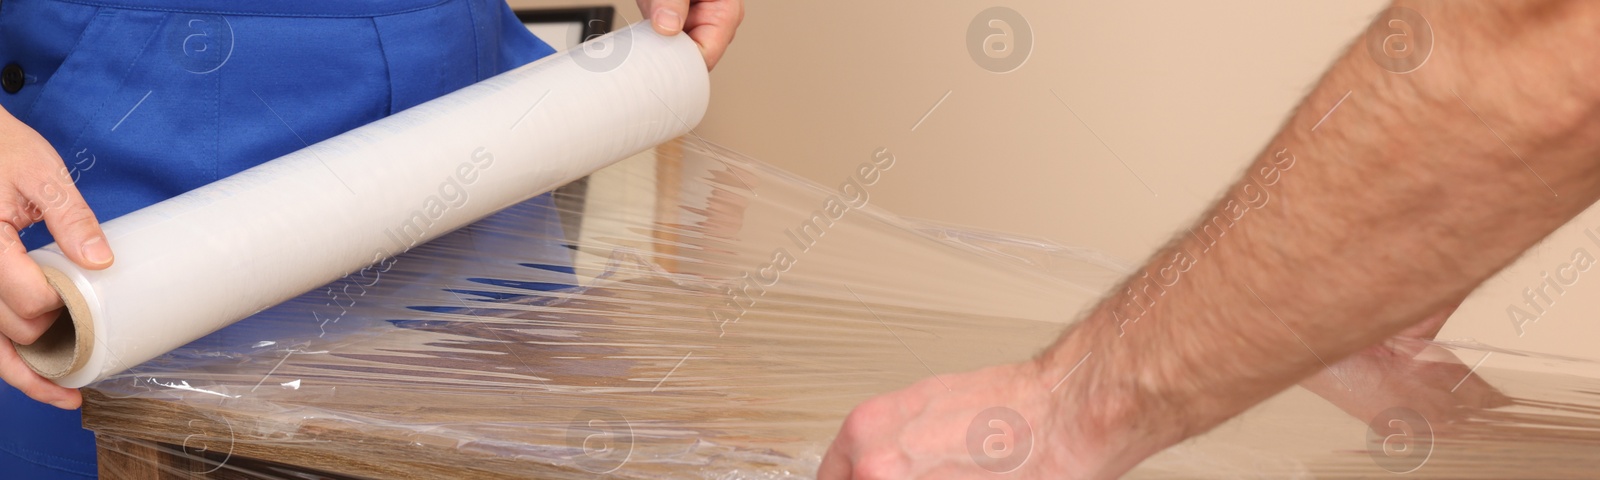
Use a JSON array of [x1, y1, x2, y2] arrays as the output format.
[[16, 22, 709, 388], [78, 140, 1600, 478]]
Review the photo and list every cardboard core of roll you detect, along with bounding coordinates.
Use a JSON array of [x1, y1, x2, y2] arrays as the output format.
[[15, 267, 93, 379]]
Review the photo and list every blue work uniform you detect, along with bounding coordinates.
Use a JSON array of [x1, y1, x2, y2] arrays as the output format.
[[0, 0, 564, 477]]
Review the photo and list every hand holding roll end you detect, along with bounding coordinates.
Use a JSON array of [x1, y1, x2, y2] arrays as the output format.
[[637, 0, 744, 70], [0, 105, 115, 410]]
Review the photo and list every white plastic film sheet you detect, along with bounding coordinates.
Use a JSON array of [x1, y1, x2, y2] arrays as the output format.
[[75, 138, 1600, 479], [15, 22, 709, 388]]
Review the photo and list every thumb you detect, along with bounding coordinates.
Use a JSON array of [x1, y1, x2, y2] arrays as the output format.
[[25, 169, 112, 270], [637, 0, 690, 35]]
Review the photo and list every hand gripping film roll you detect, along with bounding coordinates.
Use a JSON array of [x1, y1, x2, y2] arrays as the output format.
[[15, 23, 710, 388]]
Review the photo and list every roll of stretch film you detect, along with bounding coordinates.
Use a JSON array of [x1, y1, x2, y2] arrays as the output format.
[[16, 23, 710, 388]]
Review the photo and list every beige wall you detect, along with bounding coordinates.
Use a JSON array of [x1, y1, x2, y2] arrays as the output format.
[[510, 0, 1600, 365]]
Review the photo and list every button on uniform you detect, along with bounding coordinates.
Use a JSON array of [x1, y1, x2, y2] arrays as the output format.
[[1, 63, 23, 94]]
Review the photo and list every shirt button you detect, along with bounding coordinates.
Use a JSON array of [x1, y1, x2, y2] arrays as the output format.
[[1, 63, 23, 94]]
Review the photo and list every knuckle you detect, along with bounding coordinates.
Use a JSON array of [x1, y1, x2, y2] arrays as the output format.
[[17, 380, 71, 408], [0, 223, 19, 242], [37, 184, 73, 212], [0, 205, 23, 228], [51, 203, 98, 234], [22, 166, 74, 204], [841, 402, 875, 427], [9, 295, 57, 321], [851, 451, 907, 480], [841, 397, 897, 438], [5, 322, 44, 346], [704, 7, 737, 26], [0, 302, 53, 344], [0, 196, 38, 227]]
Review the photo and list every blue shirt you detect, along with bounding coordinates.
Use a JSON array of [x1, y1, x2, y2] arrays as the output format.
[[0, 0, 558, 476]]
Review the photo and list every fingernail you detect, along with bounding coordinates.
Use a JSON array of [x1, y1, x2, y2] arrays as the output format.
[[654, 8, 682, 34], [82, 236, 112, 265]]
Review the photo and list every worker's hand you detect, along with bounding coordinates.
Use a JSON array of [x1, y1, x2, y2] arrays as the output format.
[[1301, 305, 1512, 434], [0, 105, 111, 409], [827, 0, 1600, 477], [818, 361, 1154, 480], [636, 0, 743, 70]]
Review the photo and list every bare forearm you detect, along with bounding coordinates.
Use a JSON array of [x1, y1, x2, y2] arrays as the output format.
[[1041, 0, 1600, 466], [820, 3, 1600, 478]]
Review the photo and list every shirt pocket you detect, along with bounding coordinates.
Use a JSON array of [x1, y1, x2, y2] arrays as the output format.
[[7, 5, 173, 248]]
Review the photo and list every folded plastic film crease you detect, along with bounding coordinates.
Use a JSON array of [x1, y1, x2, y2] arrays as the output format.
[[15, 22, 710, 388]]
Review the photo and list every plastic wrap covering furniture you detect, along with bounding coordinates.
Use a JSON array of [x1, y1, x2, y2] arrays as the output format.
[[78, 139, 1600, 479]]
